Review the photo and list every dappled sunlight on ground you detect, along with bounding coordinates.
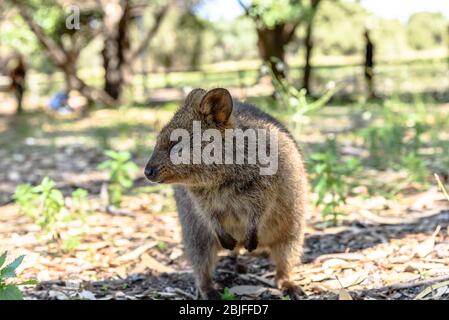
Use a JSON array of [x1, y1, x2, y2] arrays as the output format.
[[1, 97, 449, 300]]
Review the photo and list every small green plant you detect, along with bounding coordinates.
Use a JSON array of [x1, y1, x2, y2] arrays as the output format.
[[13, 183, 37, 217], [360, 123, 405, 169], [62, 236, 81, 252], [264, 61, 337, 118], [309, 140, 361, 226], [98, 150, 139, 207], [14, 177, 65, 239], [359, 101, 428, 173], [401, 152, 429, 183], [33, 178, 65, 233], [221, 287, 237, 300], [14, 178, 88, 252], [0, 251, 37, 300], [70, 188, 90, 220], [157, 241, 168, 252]]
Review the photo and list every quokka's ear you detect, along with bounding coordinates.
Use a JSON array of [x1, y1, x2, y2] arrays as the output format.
[[185, 88, 206, 107], [198, 88, 233, 125]]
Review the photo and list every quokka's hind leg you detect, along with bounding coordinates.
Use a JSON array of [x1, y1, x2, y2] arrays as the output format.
[[270, 240, 305, 299], [175, 187, 221, 299], [190, 242, 220, 300], [182, 220, 220, 299]]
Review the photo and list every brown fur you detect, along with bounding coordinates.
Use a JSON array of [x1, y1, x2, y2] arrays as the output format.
[[145, 88, 308, 299]]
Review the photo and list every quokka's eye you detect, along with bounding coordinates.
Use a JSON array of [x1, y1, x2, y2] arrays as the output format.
[[170, 142, 183, 156]]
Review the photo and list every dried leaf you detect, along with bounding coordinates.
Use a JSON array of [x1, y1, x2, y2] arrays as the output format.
[[116, 242, 157, 262], [48, 290, 69, 300], [140, 253, 174, 273], [415, 225, 441, 258], [229, 285, 267, 296], [324, 272, 366, 289], [322, 258, 347, 269], [338, 289, 353, 300], [79, 290, 96, 300], [414, 280, 449, 300]]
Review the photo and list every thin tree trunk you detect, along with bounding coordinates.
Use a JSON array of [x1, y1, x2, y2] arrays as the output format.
[[101, 0, 130, 101], [302, 23, 314, 93], [256, 26, 288, 80], [364, 29, 375, 99], [302, 0, 321, 94], [100, 1, 168, 101], [237, 0, 299, 82]]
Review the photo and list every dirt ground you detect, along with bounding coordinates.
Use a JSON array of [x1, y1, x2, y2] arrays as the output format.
[[2, 186, 448, 300], [1, 98, 449, 300]]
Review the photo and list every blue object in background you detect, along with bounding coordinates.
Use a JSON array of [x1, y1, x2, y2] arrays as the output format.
[[49, 91, 69, 110]]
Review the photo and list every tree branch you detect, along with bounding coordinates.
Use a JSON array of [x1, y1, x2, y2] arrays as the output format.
[[237, 0, 250, 16], [283, 21, 300, 43], [129, 4, 169, 61], [10, 0, 115, 105], [11, 0, 67, 66]]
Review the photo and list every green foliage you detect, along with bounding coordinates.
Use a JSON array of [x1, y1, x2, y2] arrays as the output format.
[[407, 12, 447, 50], [62, 236, 81, 252], [32, 177, 65, 232], [276, 78, 335, 116], [14, 178, 90, 252], [265, 61, 336, 116], [0, 251, 37, 300], [14, 177, 64, 237], [98, 150, 139, 207], [314, 0, 367, 56], [266, 62, 337, 139], [221, 287, 237, 300], [70, 188, 91, 220], [360, 122, 405, 169], [207, 17, 258, 63], [360, 102, 427, 174], [309, 140, 361, 226], [246, 0, 319, 28], [0, 0, 101, 72], [157, 241, 168, 252], [13, 184, 36, 218], [401, 152, 428, 184]]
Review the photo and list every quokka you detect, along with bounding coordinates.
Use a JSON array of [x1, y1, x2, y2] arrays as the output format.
[[144, 88, 308, 299]]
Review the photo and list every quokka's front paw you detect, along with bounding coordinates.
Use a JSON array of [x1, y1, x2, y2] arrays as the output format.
[[217, 232, 237, 250], [244, 232, 258, 252]]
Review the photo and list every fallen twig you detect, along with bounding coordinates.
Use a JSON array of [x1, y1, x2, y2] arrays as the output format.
[[104, 205, 137, 217], [414, 280, 449, 300], [435, 174, 449, 202], [174, 288, 197, 300], [368, 275, 449, 293], [240, 274, 275, 287]]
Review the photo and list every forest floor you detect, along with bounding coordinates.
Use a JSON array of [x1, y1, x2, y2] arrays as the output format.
[[1, 96, 449, 300]]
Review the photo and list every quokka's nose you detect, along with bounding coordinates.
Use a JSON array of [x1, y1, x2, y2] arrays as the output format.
[[144, 166, 158, 180]]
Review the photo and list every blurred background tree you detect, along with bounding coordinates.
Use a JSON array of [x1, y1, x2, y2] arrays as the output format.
[[0, 0, 448, 104], [407, 12, 447, 51], [237, 0, 319, 80]]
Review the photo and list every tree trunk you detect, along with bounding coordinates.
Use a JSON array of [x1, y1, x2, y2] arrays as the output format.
[[302, 19, 314, 93], [256, 25, 287, 80], [12, 0, 115, 105], [364, 30, 375, 99], [13, 0, 168, 106], [101, 0, 130, 101], [302, 0, 321, 94]]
